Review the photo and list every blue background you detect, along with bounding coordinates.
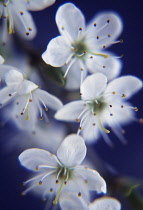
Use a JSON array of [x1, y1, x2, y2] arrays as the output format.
[[0, 0, 143, 209]]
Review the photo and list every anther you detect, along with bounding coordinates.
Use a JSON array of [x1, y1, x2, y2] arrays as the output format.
[[20, 11, 23, 15], [93, 123, 96, 126], [121, 105, 124, 108], [107, 19, 110, 23], [94, 23, 97, 27], [79, 126, 82, 130], [112, 91, 116, 94], [56, 180, 59, 184], [61, 27, 64, 30], [94, 113, 96, 116], [8, 93, 12, 96], [64, 181, 67, 185], [78, 192, 82, 197], [139, 118, 143, 124], [122, 94, 126, 98], [20, 112, 24, 115], [134, 107, 138, 111], [26, 32, 29, 36], [120, 39, 123, 43], [35, 166, 39, 170], [40, 117, 43, 120], [39, 181, 42, 185], [103, 66, 106, 68], [108, 34, 111, 37], [109, 105, 112, 107], [44, 108, 48, 111], [50, 188, 53, 192], [90, 56, 93, 59], [76, 118, 80, 122], [29, 99, 32, 102], [103, 45, 106, 48], [110, 113, 113, 116], [79, 27, 82, 30], [28, 27, 32, 31], [80, 93, 82, 96], [84, 180, 88, 183], [96, 36, 99, 39]]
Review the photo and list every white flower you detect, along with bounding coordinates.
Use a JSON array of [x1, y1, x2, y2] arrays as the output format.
[[42, 3, 123, 89], [55, 73, 142, 144], [0, 0, 55, 43], [25, 0, 56, 11], [18, 134, 106, 205], [0, 69, 62, 129], [59, 193, 121, 210]]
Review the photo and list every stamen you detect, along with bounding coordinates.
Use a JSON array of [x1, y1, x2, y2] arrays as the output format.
[[63, 57, 76, 78], [91, 52, 109, 59], [53, 179, 65, 205], [39, 170, 55, 184], [98, 118, 110, 133], [37, 165, 58, 170]]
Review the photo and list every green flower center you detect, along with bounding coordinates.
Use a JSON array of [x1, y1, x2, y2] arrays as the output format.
[[72, 39, 88, 59], [88, 99, 107, 114]]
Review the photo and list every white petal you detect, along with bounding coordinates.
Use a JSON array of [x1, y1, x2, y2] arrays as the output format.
[[26, 0, 56, 11], [86, 12, 123, 49], [42, 36, 71, 67], [17, 80, 38, 95], [105, 75, 142, 99], [59, 192, 88, 210], [86, 53, 122, 81], [63, 60, 87, 90], [5, 69, 24, 86], [19, 148, 58, 171], [56, 3, 85, 42], [10, 5, 37, 39], [80, 73, 107, 100], [0, 55, 5, 64], [0, 86, 16, 107], [74, 166, 107, 194], [55, 101, 85, 121], [57, 134, 86, 167], [89, 197, 121, 210], [35, 89, 63, 111]]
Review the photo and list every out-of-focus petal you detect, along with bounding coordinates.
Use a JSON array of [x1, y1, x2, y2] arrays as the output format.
[[57, 134, 86, 167], [26, 0, 56, 11]]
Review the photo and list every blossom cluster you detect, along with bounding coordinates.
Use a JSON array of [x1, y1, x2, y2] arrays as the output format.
[[0, 1, 142, 210]]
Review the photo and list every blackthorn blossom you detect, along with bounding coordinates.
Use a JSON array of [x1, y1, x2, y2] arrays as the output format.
[[55, 73, 142, 144], [19, 134, 106, 205]]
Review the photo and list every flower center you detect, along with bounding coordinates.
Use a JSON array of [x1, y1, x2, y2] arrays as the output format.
[[72, 39, 88, 58], [88, 99, 107, 114], [53, 166, 73, 205]]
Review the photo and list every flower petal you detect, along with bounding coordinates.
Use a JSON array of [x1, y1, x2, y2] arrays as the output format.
[[104, 75, 142, 99], [19, 148, 58, 171], [57, 134, 86, 167], [56, 3, 85, 42], [59, 192, 88, 210], [5, 69, 24, 86], [17, 80, 38, 95], [10, 4, 37, 39], [35, 89, 63, 111], [42, 36, 71, 67], [80, 73, 107, 100], [0, 55, 5, 64], [55, 101, 85, 121], [86, 53, 122, 81], [74, 166, 107, 194], [86, 12, 123, 49], [26, 0, 56, 11], [89, 197, 121, 210]]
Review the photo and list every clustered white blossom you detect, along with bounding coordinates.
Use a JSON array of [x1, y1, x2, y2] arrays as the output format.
[[0, 1, 142, 210]]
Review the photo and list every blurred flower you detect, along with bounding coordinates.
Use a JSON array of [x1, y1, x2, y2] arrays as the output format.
[[42, 3, 123, 89], [0, 0, 56, 43], [59, 193, 121, 210], [19, 134, 106, 205], [0, 69, 62, 129], [0, 55, 5, 64], [55, 73, 142, 144]]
